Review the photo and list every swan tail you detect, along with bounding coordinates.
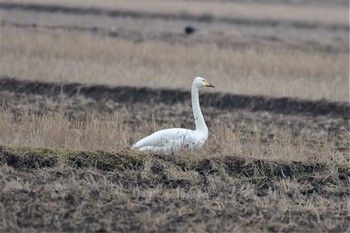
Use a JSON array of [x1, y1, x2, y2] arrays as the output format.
[[132, 134, 157, 150]]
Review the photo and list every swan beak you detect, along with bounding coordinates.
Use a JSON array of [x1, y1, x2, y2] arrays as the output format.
[[205, 80, 215, 88]]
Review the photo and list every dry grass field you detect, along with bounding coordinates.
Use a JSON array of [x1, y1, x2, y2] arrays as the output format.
[[0, 0, 349, 232], [1, 0, 349, 100]]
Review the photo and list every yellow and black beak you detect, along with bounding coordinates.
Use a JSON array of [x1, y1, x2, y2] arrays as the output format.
[[204, 80, 215, 88]]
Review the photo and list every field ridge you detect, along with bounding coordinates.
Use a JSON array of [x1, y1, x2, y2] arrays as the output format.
[[1, 145, 349, 193], [1, 76, 349, 119]]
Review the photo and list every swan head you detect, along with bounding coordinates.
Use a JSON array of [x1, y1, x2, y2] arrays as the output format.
[[194, 77, 215, 88]]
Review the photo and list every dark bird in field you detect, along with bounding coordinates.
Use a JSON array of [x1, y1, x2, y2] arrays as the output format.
[[184, 26, 196, 35]]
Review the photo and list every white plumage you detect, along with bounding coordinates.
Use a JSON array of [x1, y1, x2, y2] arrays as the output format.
[[132, 77, 214, 154]]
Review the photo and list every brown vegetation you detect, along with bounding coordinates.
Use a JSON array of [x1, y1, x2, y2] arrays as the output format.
[[1, 0, 349, 101], [0, 0, 349, 232]]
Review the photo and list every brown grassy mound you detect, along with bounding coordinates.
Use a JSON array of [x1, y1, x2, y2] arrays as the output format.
[[0, 145, 349, 232]]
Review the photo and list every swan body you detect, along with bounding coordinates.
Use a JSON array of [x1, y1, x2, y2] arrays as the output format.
[[132, 77, 214, 154], [132, 128, 206, 153]]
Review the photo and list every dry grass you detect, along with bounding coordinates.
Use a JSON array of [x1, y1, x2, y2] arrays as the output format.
[[1, 0, 348, 101], [1, 27, 348, 101], [0, 108, 347, 164]]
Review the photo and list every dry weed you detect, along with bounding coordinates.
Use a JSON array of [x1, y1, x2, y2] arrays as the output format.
[[0, 109, 346, 163], [1, 27, 348, 101]]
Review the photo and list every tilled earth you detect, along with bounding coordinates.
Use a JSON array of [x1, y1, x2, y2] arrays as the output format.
[[0, 77, 349, 232]]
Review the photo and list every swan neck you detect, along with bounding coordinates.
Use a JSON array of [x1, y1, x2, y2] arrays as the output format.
[[192, 85, 208, 133]]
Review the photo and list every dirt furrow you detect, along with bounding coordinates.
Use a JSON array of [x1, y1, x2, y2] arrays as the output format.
[[1, 77, 349, 119]]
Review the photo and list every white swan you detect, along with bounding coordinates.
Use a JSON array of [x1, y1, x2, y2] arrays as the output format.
[[132, 77, 214, 154]]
